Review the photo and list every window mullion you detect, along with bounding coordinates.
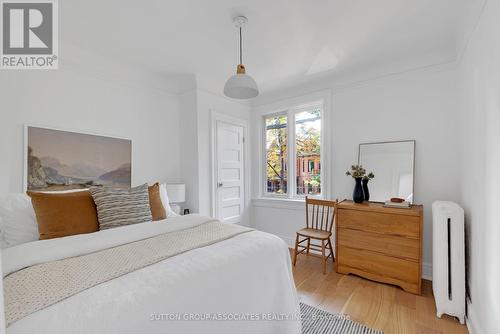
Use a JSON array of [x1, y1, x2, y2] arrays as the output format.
[[321, 103, 325, 198], [288, 109, 296, 199], [262, 115, 267, 197]]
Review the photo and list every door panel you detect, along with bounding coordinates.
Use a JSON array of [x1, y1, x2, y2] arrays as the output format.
[[221, 186, 240, 200], [216, 121, 245, 224], [221, 168, 240, 180]]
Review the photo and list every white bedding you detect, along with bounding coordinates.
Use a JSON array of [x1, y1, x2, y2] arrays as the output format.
[[3, 215, 301, 334]]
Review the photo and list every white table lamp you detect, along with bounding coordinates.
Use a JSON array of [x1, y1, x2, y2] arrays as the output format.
[[166, 183, 185, 215]]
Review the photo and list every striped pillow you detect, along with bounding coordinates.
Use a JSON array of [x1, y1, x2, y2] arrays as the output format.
[[90, 184, 152, 230]]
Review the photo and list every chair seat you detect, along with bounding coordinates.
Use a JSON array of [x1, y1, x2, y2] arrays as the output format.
[[297, 228, 332, 240]]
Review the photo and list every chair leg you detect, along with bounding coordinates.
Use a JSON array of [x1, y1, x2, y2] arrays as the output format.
[[293, 234, 299, 266], [321, 239, 326, 274], [306, 238, 311, 255], [328, 238, 335, 262]]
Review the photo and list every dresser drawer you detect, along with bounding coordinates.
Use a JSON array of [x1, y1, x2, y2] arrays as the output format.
[[337, 246, 420, 285], [337, 227, 420, 260], [337, 208, 420, 238]]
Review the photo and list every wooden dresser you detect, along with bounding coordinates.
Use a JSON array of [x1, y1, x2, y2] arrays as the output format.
[[335, 200, 423, 294]]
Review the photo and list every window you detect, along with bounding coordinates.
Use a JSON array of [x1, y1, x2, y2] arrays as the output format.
[[264, 103, 322, 198]]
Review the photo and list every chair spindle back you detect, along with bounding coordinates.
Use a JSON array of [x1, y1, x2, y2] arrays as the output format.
[[305, 197, 338, 232]]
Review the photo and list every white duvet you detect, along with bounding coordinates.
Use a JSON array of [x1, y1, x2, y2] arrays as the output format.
[[3, 215, 301, 334]]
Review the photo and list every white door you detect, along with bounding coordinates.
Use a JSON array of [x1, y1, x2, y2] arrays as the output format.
[[215, 121, 245, 224]]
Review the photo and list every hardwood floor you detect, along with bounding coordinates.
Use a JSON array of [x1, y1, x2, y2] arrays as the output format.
[[291, 251, 468, 334]]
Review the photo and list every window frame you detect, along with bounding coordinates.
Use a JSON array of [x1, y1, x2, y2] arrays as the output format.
[[262, 101, 325, 200]]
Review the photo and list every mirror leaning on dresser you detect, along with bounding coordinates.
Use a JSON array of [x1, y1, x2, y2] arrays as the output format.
[[358, 140, 416, 204]]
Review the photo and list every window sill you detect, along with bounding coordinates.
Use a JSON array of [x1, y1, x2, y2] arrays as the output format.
[[252, 197, 305, 211]]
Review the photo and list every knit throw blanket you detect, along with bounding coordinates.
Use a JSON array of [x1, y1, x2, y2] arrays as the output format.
[[3, 221, 252, 327]]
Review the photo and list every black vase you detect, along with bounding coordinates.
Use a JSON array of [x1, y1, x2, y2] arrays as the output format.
[[362, 178, 370, 201], [353, 178, 364, 203]]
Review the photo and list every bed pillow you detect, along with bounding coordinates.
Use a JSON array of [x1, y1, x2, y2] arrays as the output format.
[[27, 190, 99, 240], [159, 183, 179, 217], [148, 183, 167, 221], [90, 183, 152, 230], [0, 194, 39, 248]]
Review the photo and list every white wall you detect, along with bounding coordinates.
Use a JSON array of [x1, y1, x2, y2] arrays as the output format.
[[179, 90, 200, 215], [251, 66, 461, 279], [0, 50, 183, 194], [179, 87, 251, 224], [458, 0, 500, 332], [0, 44, 251, 221], [196, 90, 251, 218]]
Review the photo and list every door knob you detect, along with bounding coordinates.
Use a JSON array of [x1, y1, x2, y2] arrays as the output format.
[[217, 182, 223, 188]]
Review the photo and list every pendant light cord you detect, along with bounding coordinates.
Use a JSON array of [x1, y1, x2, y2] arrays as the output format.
[[239, 27, 243, 65]]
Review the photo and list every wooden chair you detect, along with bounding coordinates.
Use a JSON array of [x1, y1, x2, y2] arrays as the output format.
[[293, 197, 338, 274]]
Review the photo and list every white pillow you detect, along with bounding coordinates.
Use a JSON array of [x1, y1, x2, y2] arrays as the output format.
[[159, 183, 179, 217], [0, 194, 39, 248]]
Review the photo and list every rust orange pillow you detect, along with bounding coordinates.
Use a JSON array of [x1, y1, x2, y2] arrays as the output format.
[[148, 183, 167, 221], [27, 190, 99, 240]]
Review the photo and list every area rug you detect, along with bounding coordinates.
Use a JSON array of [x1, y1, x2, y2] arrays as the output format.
[[300, 303, 383, 334]]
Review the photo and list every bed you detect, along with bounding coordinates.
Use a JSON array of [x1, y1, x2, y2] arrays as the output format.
[[1, 213, 301, 334]]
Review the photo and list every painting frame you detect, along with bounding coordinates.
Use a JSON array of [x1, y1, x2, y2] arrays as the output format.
[[23, 124, 133, 191]]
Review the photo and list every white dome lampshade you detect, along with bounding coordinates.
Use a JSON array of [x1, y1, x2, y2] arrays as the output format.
[[224, 16, 259, 100], [224, 64, 259, 99]]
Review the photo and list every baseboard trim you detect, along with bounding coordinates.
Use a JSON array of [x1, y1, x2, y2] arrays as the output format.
[[277, 234, 295, 248], [422, 262, 432, 281], [466, 298, 482, 334], [277, 233, 433, 281]]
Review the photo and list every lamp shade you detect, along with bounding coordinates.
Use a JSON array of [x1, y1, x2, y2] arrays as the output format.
[[224, 73, 259, 99], [166, 183, 185, 203]]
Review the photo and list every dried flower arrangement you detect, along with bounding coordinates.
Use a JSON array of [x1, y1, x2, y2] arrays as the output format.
[[346, 165, 375, 203], [345, 165, 366, 179], [363, 172, 375, 181], [345, 165, 375, 180]]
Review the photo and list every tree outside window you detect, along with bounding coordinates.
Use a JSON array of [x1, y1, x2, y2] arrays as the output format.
[[295, 108, 321, 196], [265, 115, 288, 194]]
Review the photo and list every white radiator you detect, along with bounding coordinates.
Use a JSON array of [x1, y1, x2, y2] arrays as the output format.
[[432, 201, 465, 324]]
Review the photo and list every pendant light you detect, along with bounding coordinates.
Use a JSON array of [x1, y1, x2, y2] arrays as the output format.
[[224, 16, 259, 99]]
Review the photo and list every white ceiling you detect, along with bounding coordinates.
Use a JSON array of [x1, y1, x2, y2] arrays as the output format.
[[61, 0, 474, 95]]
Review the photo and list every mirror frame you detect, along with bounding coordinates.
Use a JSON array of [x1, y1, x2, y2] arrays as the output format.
[[357, 140, 416, 203]]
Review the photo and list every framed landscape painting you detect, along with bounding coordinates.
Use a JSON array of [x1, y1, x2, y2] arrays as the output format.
[[25, 126, 132, 191]]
